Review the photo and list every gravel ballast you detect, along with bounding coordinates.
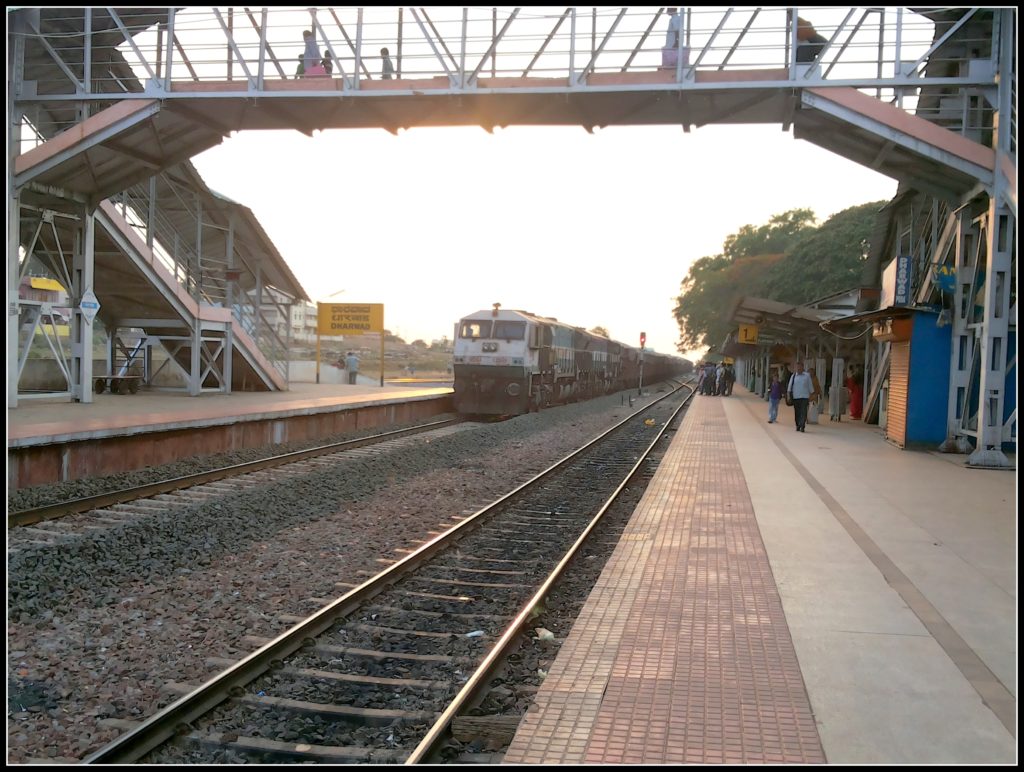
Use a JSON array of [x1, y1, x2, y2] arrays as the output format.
[[8, 389, 672, 763]]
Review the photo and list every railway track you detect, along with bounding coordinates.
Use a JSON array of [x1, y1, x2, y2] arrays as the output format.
[[84, 379, 696, 764], [7, 418, 469, 531]]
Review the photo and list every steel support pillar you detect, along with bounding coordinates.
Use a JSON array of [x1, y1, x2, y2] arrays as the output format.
[[224, 213, 235, 393], [8, 190, 20, 408], [8, 13, 24, 408], [966, 10, 1017, 465], [939, 210, 977, 453], [968, 196, 1014, 466], [71, 206, 96, 402]]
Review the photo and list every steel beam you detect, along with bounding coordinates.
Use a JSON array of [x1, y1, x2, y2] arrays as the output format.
[[13, 100, 163, 191], [800, 90, 994, 187]]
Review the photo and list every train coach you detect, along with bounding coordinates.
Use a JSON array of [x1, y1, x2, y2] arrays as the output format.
[[452, 304, 689, 416]]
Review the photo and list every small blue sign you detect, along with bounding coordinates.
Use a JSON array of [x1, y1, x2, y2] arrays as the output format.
[[894, 255, 912, 305], [932, 264, 956, 294]]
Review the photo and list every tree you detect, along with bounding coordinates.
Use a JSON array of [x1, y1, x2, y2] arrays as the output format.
[[722, 208, 817, 261], [761, 202, 883, 303], [673, 253, 782, 349], [588, 325, 610, 337], [672, 204, 882, 351]]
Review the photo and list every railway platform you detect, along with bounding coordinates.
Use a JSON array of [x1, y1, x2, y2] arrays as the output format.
[[7, 381, 453, 490], [504, 387, 1016, 764]]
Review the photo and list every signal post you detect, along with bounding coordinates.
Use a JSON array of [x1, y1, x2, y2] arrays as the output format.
[[638, 331, 646, 395]]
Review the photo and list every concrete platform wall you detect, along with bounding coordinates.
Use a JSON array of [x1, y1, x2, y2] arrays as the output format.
[[8, 395, 452, 490]]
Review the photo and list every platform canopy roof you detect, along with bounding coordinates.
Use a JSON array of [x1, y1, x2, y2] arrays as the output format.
[[725, 295, 846, 346]]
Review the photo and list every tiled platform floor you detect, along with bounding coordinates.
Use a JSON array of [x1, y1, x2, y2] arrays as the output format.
[[504, 389, 1016, 765], [505, 395, 823, 764]]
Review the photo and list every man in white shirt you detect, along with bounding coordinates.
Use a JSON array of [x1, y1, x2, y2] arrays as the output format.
[[787, 361, 814, 432]]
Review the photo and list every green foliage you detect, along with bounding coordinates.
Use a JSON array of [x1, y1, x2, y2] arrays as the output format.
[[722, 208, 817, 260], [588, 325, 610, 337], [761, 202, 882, 303], [673, 203, 884, 350]]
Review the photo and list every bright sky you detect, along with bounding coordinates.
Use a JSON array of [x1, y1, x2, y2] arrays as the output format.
[[191, 123, 896, 361]]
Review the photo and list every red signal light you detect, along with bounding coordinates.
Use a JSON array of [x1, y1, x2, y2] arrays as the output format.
[[640, 331, 646, 347]]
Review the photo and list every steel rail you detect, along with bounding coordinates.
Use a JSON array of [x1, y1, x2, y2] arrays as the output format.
[[405, 381, 696, 763], [83, 380, 691, 764], [10, 417, 462, 528]]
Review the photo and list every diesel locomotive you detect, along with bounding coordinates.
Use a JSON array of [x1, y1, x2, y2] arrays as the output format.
[[452, 304, 689, 416]]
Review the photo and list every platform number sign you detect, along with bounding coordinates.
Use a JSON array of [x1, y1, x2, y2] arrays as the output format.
[[79, 288, 101, 325], [738, 324, 759, 344], [640, 331, 646, 348]]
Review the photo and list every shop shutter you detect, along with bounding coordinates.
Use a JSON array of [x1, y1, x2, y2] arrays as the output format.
[[887, 341, 910, 448]]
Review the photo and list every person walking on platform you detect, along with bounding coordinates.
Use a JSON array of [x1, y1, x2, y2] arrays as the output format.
[[767, 372, 782, 423], [787, 361, 813, 432], [724, 364, 735, 396], [344, 350, 360, 385]]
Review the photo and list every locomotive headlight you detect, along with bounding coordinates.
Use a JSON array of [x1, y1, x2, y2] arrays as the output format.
[[506, 383, 521, 396], [482, 342, 498, 352]]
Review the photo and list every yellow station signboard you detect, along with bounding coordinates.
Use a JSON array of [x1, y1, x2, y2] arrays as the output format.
[[317, 303, 384, 336]]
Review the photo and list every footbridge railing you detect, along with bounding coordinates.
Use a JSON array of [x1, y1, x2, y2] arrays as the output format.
[[15, 7, 1000, 136]]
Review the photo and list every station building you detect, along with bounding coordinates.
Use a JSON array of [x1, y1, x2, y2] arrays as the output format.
[[725, 193, 1016, 465]]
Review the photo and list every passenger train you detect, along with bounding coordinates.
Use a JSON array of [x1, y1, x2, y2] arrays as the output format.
[[452, 304, 690, 416]]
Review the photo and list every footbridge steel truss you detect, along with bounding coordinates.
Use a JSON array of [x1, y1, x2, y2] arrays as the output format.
[[8, 7, 1015, 464]]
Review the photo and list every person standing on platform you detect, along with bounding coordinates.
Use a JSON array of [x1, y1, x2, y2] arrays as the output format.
[[662, 8, 682, 69], [787, 361, 814, 432], [847, 368, 864, 420], [302, 9, 320, 74], [724, 364, 736, 396], [345, 351, 360, 385], [715, 362, 725, 395], [806, 366, 822, 423], [795, 16, 827, 63], [381, 47, 396, 79], [767, 372, 782, 423]]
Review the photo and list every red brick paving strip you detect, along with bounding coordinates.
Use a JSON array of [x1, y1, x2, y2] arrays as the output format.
[[503, 397, 825, 764]]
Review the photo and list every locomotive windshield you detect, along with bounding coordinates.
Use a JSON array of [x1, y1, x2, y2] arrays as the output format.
[[493, 321, 526, 340], [460, 320, 492, 339], [459, 319, 526, 340]]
